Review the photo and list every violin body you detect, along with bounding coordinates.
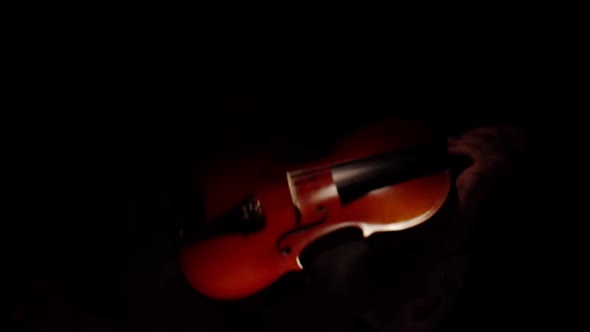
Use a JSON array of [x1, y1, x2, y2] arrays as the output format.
[[179, 118, 452, 300]]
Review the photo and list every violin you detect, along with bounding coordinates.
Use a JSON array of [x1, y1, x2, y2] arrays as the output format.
[[179, 118, 453, 300]]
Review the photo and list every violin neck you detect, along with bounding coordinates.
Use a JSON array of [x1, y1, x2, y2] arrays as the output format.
[[331, 142, 449, 204]]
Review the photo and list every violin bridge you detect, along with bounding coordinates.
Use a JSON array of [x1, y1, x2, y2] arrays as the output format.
[[286, 171, 301, 211]]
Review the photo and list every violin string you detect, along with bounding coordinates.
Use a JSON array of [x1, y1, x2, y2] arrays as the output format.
[[288, 164, 332, 177], [289, 168, 333, 185]]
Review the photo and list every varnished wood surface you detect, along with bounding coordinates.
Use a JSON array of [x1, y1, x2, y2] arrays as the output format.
[[179, 118, 451, 300]]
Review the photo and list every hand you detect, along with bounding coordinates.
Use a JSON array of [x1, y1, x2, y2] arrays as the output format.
[[448, 126, 528, 211]]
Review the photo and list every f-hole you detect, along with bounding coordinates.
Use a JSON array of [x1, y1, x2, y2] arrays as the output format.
[[276, 205, 328, 255]]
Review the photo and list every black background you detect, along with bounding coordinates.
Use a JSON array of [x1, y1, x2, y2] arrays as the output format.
[[7, 4, 580, 331]]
